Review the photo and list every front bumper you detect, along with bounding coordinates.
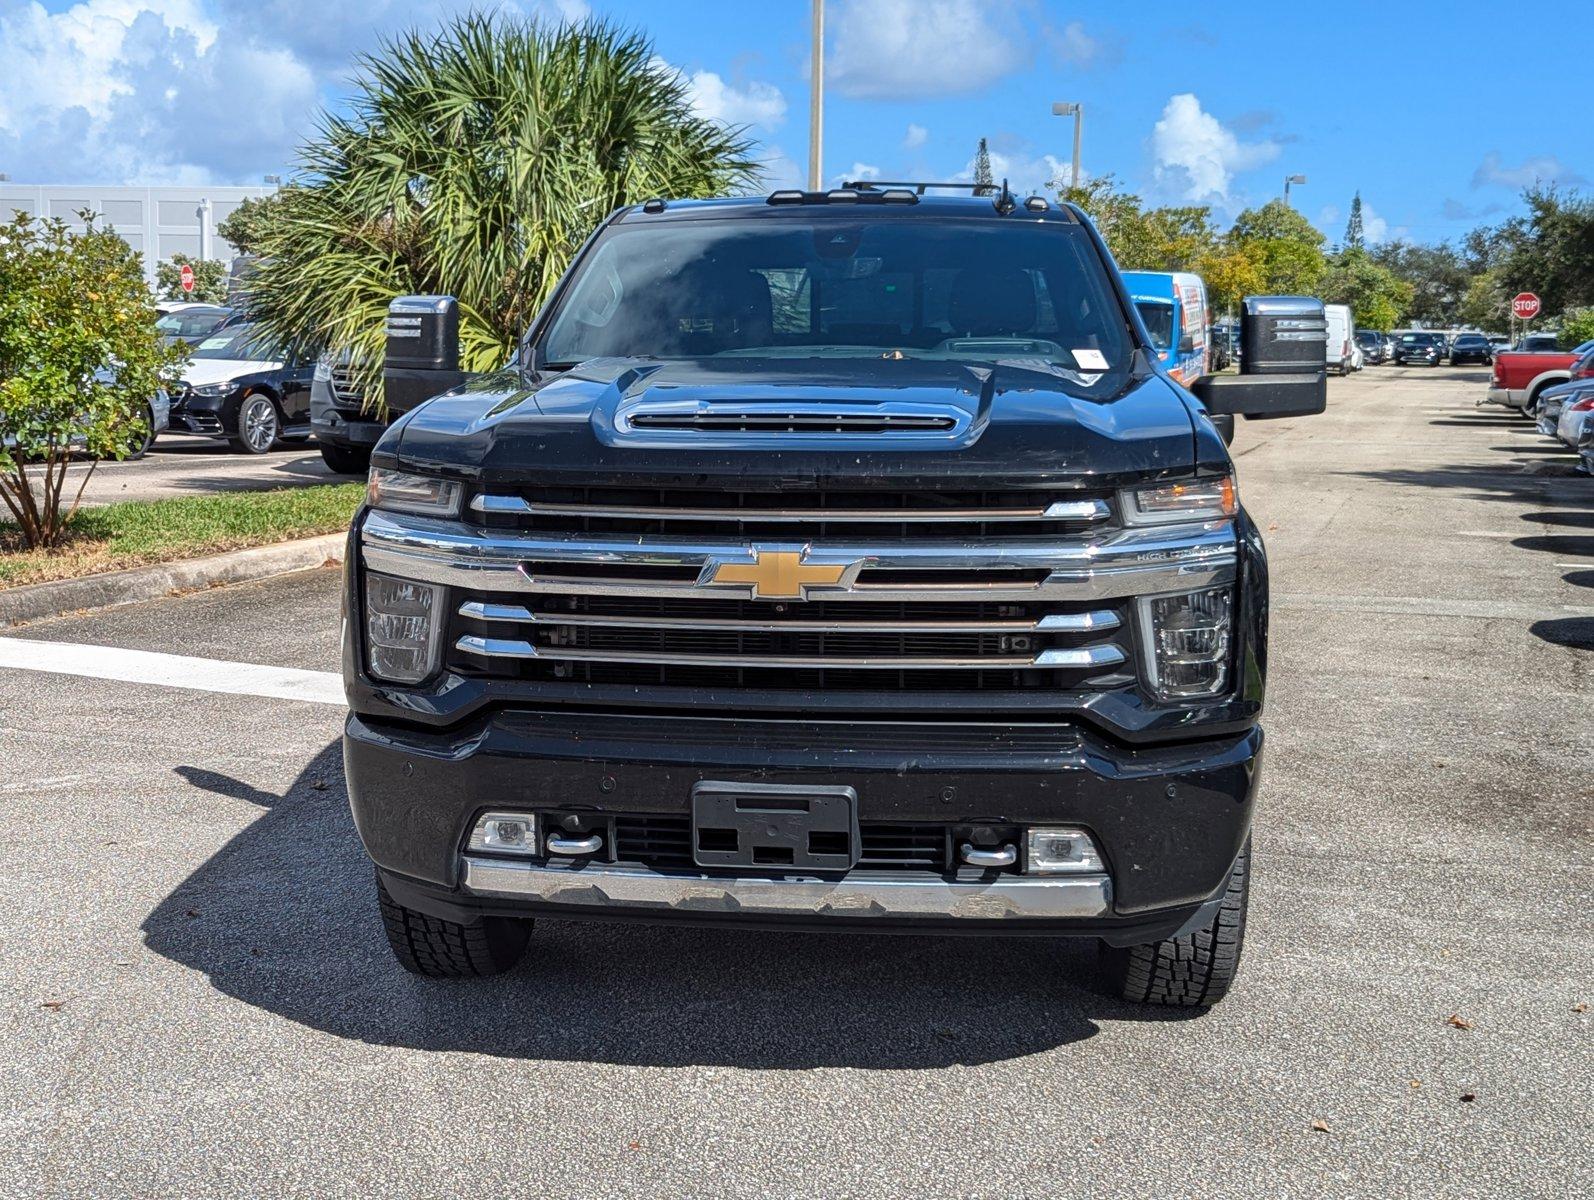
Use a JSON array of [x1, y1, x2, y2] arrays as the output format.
[[347, 709, 1262, 940], [311, 383, 385, 447]]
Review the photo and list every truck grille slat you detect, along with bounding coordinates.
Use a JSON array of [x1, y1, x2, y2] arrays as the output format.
[[609, 816, 955, 873]]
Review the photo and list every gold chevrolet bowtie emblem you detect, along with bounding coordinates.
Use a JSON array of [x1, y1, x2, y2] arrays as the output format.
[[709, 550, 849, 599]]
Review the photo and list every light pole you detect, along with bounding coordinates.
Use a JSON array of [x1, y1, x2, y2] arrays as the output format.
[[1052, 102, 1083, 189], [808, 0, 824, 191], [1283, 173, 1307, 206]]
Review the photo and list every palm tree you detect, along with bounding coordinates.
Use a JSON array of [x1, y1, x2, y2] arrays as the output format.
[[244, 14, 760, 398]]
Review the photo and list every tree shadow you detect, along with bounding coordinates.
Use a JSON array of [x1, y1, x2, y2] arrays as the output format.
[[143, 743, 1186, 1068], [1338, 465, 1588, 506], [1563, 570, 1594, 590], [1521, 510, 1594, 529]]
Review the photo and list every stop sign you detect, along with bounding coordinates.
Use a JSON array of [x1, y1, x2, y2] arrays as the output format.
[[1512, 292, 1541, 320], [179, 263, 196, 294]]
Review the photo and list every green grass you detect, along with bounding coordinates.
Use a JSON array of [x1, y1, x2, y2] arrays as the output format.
[[0, 484, 364, 588]]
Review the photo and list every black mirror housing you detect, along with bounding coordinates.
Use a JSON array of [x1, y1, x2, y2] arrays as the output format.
[[1193, 295, 1327, 421], [384, 296, 464, 416]]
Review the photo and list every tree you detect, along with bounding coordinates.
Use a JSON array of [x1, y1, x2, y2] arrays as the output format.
[[1458, 268, 1509, 331], [1343, 192, 1365, 252], [154, 253, 229, 304], [1557, 306, 1594, 350], [972, 138, 994, 197], [1488, 186, 1594, 317], [1371, 241, 1470, 326], [1195, 244, 1266, 316], [243, 14, 758, 403], [0, 214, 180, 548], [1321, 249, 1412, 331], [1228, 200, 1327, 296], [217, 194, 287, 257]]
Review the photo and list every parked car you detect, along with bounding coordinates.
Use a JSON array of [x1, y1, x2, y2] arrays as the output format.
[[1534, 378, 1594, 438], [154, 304, 234, 348], [1323, 304, 1355, 375], [1487, 335, 1511, 356], [310, 352, 377, 474], [1484, 340, 1594, 415], [166, 323, 315, 454], [1556, 391, 1594, 450], [1394, 332, 1441, 366], [1355, 329, 1388, 365], [1515, 332, 1561, 352], [1448, 333, 1493, 365], [1120, 270, 1212, 385], [1578, 418, 1594, 475], [1431, 334, 1451, 359]]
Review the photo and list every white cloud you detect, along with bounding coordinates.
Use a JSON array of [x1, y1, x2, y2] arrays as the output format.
[[1360, 202, 1389, 244], [828, 0, 1029, 99], [903, 123, 928, 150], [1047, 20, 1104, 66], [755, 145, 804, 193], [680, 69, 787, 131], [1471, 151, 1590, 190], [0, 0, 315, 183], [834, 162, 881, 187], [957, 147, 1068, 196], [1150, 93, 1281, 202]]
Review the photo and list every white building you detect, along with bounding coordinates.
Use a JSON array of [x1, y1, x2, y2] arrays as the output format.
[[0, 184, 278, 289]]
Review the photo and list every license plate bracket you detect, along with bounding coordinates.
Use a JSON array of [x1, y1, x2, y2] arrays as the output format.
[[691, 782, 859, 872]]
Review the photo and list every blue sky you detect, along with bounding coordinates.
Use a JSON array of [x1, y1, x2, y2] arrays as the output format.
[[4, 0, 1589, 247]]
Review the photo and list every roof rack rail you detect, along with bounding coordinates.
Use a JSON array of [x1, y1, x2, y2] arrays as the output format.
[[844, 178, 1018, 213], [767, 187, 920, 206]]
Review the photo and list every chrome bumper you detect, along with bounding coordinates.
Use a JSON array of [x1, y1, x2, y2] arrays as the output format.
[[461, 857, 1113, 920]]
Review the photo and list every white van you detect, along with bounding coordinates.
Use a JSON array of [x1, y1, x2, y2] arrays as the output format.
[[1324, 304, 1355, 376]]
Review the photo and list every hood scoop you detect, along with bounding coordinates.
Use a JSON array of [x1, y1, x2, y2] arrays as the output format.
[[623, 400, 964, 437]]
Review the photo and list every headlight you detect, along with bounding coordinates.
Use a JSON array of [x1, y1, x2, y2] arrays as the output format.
[[314, 357, 333, 383], [363, 572, 444, 683], [189, 382, 233, 398], [1138, 586, 1233, 700], [366, 467, 463, 518], [1121, 476, 1236, 525]]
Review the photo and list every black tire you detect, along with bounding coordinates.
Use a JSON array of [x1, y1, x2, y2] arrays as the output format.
[[126, 406, 155, 460], [230, 393, 281, 454], [1101, 839, 1250, 1007], [318, 441, 373, 475], [376, 873, 531, 978]]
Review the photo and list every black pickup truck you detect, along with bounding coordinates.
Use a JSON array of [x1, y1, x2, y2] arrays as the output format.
[[342, 186, 1326, 1006]]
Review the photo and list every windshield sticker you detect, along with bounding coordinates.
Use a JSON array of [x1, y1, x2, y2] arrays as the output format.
[[1073, 348, 1109, 371]]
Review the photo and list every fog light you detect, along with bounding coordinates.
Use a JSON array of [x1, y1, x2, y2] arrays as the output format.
[[1026, 827, 1105, 875], [469, 812, 540, 855], [364, 572, 443, 683]]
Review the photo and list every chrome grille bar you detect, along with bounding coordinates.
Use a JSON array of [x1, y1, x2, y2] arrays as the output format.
[[456, 600, 1120, 634], [471, 494, 1111, 522], [362, 510, 1237, 603], [454, 634, 1126, 671]]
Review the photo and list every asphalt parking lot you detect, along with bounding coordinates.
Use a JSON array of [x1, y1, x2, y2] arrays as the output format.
[[2, 367, 1589, 1198], [63, 435, 340, 506]]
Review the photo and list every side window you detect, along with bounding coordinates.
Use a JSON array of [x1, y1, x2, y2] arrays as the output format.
[[757, 268, 812, 336]]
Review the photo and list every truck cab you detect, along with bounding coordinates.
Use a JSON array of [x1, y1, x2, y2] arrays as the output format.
[[341, 186, 1326, 1006], [1120, 270, 1211, 385]]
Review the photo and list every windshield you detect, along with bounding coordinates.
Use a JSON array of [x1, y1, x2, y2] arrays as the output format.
[[1454, 335, 1486, 345], [1356, 331, 1380, 344], [190, 324, 281, 362], [1401, 333, 1434, 345], [1133, 301, 1174, 351], [157, 308, 228, 338], [540, 217, 1134, 385]]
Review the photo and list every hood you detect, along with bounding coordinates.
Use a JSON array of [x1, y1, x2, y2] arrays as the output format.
[[180, 358, 281, 388], [386, 357, 1208, 490]]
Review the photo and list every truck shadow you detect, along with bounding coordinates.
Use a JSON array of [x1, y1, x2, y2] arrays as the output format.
[[142, 744, 1190, 1068]]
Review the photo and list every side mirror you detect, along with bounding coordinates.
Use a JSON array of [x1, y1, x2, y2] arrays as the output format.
[[1178, 331, 1196, 355], [384, 295, 464, 416], [1192, 295, 1327, 421]]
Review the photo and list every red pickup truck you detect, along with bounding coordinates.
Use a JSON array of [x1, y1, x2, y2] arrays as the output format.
[[1484, 340, 1594, 414]]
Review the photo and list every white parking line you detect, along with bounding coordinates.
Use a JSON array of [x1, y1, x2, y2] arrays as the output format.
[[0, 637, 344, 705]]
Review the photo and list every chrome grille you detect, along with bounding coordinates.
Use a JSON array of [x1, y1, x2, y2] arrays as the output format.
[[609, 815, 955, 873], [360, 487, 1240, 710], [329, 366, 366, 410], [471, 485, 1111, 541]]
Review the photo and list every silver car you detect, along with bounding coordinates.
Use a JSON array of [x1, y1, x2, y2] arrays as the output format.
[[1556, 389, 1594, 449], [1535, 379, 1594, 438]]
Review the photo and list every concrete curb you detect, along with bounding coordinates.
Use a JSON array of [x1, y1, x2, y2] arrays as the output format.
[[1, 532, 346, 626]]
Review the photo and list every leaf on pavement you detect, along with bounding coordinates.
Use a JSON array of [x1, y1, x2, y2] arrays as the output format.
[[1460, 1092, 1477, 1103], [1573, 1002, 1588, 1014], [39, 999, 67, 1012], [1310, 1119, 1330, 1133], [1445, 1013, 1474, 1030]]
